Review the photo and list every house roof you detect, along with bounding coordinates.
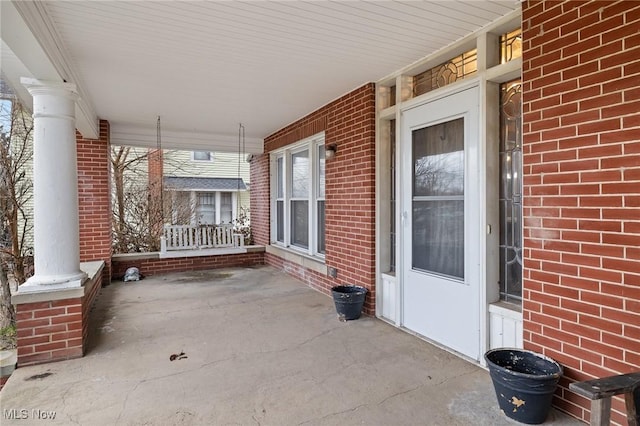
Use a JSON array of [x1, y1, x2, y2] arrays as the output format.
[[164, 176, 247, 192]]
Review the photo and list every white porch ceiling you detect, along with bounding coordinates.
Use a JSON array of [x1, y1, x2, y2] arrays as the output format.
[[2, 0, 519, 153]]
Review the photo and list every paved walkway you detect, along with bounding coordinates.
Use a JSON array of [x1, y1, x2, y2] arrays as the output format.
[[0, 266, 581, 425]]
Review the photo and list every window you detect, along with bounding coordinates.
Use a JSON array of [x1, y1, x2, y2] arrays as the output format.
[[291, 149, 309, 248], [220, 192, 232, 224], [193, 151, 212, 161], [197, 193, 216, 224], [193, 191, 237, 225], [317, 144, 325, 254], [499, 79, 523, 303], [500, 29, 522, 64], [413, 49, 478, 97], [275, 156, 285, 243], [271, 133, 325, 257]]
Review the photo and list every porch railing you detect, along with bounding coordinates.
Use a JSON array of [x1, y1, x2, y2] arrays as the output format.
[[161, 224, 244, 252]]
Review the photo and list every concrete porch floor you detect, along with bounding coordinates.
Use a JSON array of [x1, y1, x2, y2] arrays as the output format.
[[0, 266, 581, 425]]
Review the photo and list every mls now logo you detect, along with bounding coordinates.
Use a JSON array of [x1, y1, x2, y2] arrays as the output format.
[[3, 409, 57, 420], [3, 409, 28, 419]]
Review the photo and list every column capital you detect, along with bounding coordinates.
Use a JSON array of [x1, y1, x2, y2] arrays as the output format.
[[21, 77, 78, 100]]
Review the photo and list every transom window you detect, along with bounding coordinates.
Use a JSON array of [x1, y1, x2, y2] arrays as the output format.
[[272, 133, 325, 257]]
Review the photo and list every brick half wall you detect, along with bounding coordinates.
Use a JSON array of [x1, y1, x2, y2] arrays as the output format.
[[111, 250, 265, 280], [522, 1, 640, 424]]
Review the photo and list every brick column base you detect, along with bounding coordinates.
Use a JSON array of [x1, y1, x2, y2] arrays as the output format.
[[13, 261, 104, 367]]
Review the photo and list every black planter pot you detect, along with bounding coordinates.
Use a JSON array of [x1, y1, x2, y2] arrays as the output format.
[[331, 285, 367, 320], [485, 348, 563, 425]]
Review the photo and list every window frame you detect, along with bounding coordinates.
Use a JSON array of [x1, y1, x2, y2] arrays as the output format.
[[270, 132, 326, 259]]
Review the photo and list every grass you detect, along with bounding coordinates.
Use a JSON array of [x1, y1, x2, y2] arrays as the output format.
[[0, 323, 17, 350]]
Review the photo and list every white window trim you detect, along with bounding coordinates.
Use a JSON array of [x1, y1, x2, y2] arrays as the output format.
[[270, 132, 325, 259]]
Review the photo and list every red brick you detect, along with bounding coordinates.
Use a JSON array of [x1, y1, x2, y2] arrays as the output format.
[[34, 324, 67, 335], [18, 318, 50, 329], [34, 341, 67, 352], [580, 339, 623, 360], [19, 335, 50, 346], [561, 297, 601, 317], [51, 314, 82, 325], [33, 308, 66, 318], [579, 314, 623, 335]]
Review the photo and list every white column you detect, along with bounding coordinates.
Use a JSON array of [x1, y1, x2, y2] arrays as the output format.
[[20, 78, 86, 292]]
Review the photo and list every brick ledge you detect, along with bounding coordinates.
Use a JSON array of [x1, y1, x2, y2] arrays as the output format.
[[12, 261, 104, 305]]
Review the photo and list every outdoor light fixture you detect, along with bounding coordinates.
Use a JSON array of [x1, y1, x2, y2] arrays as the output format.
[[325, 143, 337, 159]]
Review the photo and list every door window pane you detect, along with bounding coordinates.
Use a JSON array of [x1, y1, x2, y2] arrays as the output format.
[[413, 118, 464, 197], [413, 200, 464, 278], [412, 118, 465, 279]]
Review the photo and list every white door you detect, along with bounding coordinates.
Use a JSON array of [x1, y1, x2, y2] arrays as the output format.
[[402, 86, 481, 361]]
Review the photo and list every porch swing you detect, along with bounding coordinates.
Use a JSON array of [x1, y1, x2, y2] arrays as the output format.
[[159, 120, 246, 253]]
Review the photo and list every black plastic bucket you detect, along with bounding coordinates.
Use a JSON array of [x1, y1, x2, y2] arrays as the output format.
[[485, 348, 563, 425], [331, 285, 367, 320]]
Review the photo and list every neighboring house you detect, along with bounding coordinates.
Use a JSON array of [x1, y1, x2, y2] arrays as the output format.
[[162, 150, 250, 226], [114, 147, 250, 229]]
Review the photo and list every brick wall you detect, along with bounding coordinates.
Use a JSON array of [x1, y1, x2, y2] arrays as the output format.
[[255, 84, 377, 314], [522, 1, 640, 424], [77, 120, 112, 283], [249, 153, 270, 245], [111, 251, 265, 280]]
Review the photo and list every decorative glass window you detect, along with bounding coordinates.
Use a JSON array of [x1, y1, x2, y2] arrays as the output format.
[[414, 49, 478, 97], [499, 79, 523, 303], [500, 29, 522, 64], [193, 151, 212, 161], [271, 133, 325, 258]]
